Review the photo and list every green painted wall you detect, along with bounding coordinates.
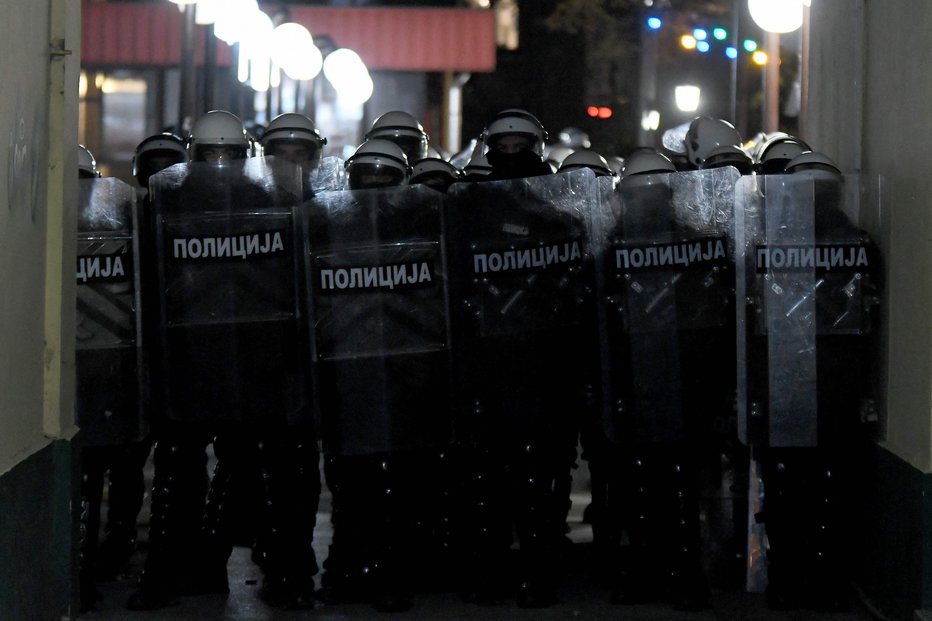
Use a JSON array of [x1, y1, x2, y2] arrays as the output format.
[[0, 441, 78, 620]]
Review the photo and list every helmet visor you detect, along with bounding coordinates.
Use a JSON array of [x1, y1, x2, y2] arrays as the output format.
[[348, 163, 407, 190], [264, 138, 322, 167], [192, 144, 248, 164], [382, 135, 427, 163]]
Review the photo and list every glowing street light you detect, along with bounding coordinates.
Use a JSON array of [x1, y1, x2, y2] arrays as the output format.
[[214, 0, 259, 44], [271, 23, 323, 81], [675, 85, 701, 112], [323, 48, 374, 105], [641, 109, 660, 131], [195, 0, 220, 26], [237, 8, 273, 91], [747, 0, 803, 33]]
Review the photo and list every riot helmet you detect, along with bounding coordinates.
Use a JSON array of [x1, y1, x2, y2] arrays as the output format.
[[344, 138, 409, 190], [784, 150, 841, 178], [485, 108, 548, 157], [544, 145, 574, 173], [78, 144, 101, 178], [365, 110, 429, 163], [463, 153, 492, 179], [700, 144, 754, 174], [261, 113, 327, 170], [410, 157, 463, 192], [621, 148, 677, 179], [620, 148, 677, 233], [684, 116, 743, 169], [559, 149, 615, 178], [132, 133, 188, 187], [755, 133, 812, 175], [187, 110, 250, 164]]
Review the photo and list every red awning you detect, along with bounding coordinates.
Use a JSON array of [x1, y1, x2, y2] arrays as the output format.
[[81, 1, 496, 72]]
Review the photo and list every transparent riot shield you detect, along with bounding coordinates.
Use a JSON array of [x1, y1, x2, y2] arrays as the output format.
[[446, 169, 599, 446], [736, 174, 818, 447], [736, 172, 875, 448], [735, 171, 876, 592], [149, 157, 308, 425], [589, 175, 624, 443], [76, 177, 145, 446], [599, 169, 734, 445], [305, 184, 451, 456], [307, 155, 346, 194]]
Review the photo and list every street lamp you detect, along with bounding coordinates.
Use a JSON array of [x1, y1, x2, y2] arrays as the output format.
[[748, 0, 804, 132], [747, 0, 803, 34], [214, 0, 259, 44], [323, 48, 374, 105], [675, 85, 701, 113], [271, 23, 323, 81]]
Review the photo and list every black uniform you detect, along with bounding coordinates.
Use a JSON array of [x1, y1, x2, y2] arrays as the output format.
[[446, 169, 598, 607], [306, 183, 453, 612], [599, 167, 741, 610], [129, 157, 318, 610], [76, 177, 148, 611]]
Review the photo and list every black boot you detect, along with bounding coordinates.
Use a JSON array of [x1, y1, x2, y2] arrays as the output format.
[[611, 456, 662, 605], [762, 455, 804, 610], [513, 443, 564, 609], [319, 455, 376, 605], [808, 462, 850, 612], [99, 438, 152, 579], [79, 451, 106, 611], [126, 431, 208, 610], [458, 446, 514, 605], [255, 429, 318, 610], [666, 459, 710, 611]]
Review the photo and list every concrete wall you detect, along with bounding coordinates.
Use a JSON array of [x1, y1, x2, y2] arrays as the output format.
[[808, 2, 932, 617], [809, 0, 932, 475], [0, 0, 80, 618], [0, 0, 79, 472]]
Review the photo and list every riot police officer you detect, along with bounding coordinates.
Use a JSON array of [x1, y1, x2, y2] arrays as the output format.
[[484, 109, 553, 181], [129, 110, 316, 610], [365, 110, 430, 165], [315, 139, 441, 613], [344, 138, 410, 190], [557, 148, 619, 559], [739, 150, 881, 611], [602, 145, 741, 611], [133, 133, 188, 193], [84, 134, 188, 588], [751, 132, 811, 175], [410, 156, 463, 192], [682, 116, 744, 170], [76, 153, 145, 610], [559, 149, 617, 180], [446, 139, 596, 608], [261, 113, 327, 179]]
